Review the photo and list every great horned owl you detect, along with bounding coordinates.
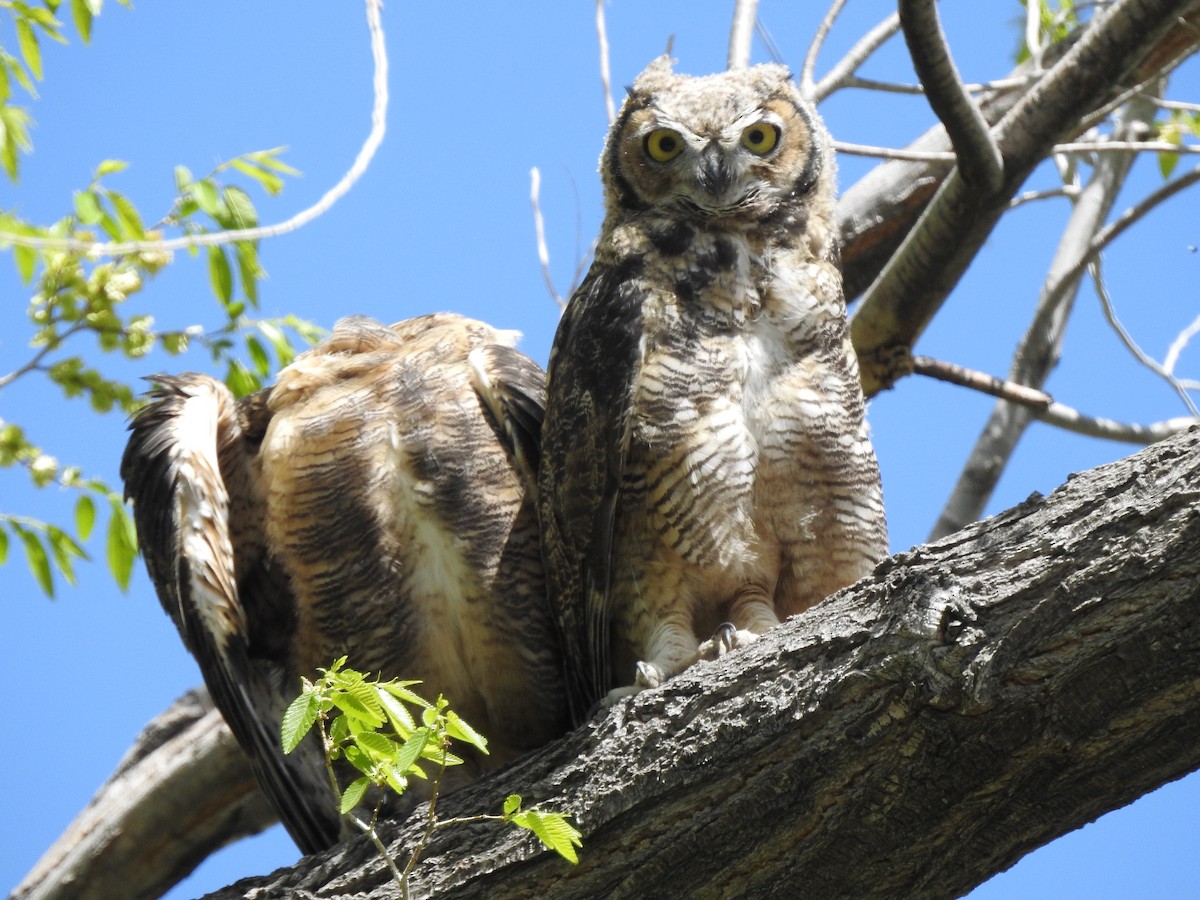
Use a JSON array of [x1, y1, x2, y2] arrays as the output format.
[[539, 57, 888, 723], [122, 314, 568, 853]]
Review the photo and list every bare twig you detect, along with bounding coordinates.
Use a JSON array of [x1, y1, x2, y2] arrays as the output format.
[[1090, 260, 1200, 415], [1009, 185, 1082, 208], [928, 96, 1157, 541], [595, 0, 616, 125], [898, 0, 1004, 192], [851, 0, 1197, 399], [1164, 313, 1200, 376], [812, 12, 900, 103], [1054, 139, 1200, 154], [912, 356, 1052, 409], [727, 0, 758, 70], [912, 355, 1197, 444], [0, 0, 387, 257], [801, 0, 850, 97], [529, 168, 565, 310], [1038, 404, 1197, 443], [834, 141, 957, 162]]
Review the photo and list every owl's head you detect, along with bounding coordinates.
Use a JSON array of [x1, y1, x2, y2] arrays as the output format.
[[602, 57, 834, 226]]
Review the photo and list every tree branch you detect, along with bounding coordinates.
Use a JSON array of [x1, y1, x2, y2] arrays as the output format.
[[928, 96, 1154, 541], [190, 427, 1200, 899], [12, 690, 274, 900], [726, 0, 758, 70], [0, 0, 387, 258], [851, 0, 1199, 398], [898, 0, 1003, 192]]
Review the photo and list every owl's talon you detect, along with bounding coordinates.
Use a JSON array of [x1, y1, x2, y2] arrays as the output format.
[[698, 623, 760, 660]]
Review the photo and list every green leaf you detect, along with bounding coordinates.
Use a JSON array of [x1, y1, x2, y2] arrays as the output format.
[[445, 710, 488, 755], [224, 360, 259, 398], [229, 157, 284, 195], [245, 335, 270, 377], [222, 185, 257, 228], [72, 0, 94, 43], [332, 687, 385, 728], [191, 178, 224, 218], [352, 730, 402, 764], [108, 190, 145, 239], [208, 245, 233, 305], [235, 242, 261, 306], [106, 500, 137, 590], [20, 528, 54, 597], [339, 776, 371, 814], [250, 147, 300, 176], [503, 793, 522, 817], [75, 495, 96, 541], [511, 808, 582, 864], [74, 190, 103, 225], [95, 158, 128, 177], [46, 525, 85, 585], [16, 21, 43, 81], [0, 105, 35, 180], [14, 243, 37, 283], [392, 727, 430, 775], [379, 680, 431, 708], [281, 690, 321, 753], [377, 688, 417, 736], [174, 165, 193, 193], [0, 527, 8, 564]]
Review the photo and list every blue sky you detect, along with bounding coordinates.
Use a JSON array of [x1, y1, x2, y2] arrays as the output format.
[[3, 2, 1198, 897]]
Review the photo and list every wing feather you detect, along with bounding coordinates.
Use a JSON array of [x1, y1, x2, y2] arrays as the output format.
[[540, 260, 646, 722], [122, 375, 340, 854]]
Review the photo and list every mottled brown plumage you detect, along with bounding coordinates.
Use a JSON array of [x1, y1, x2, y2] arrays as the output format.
[[540, 58, 888, 723], [122, 314, 567, 853]]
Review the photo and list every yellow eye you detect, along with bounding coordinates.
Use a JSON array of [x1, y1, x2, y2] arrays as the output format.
[[644, 128, 684, 163], [740, 122, 780, 155]]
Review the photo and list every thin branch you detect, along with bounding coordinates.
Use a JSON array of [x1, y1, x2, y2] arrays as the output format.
[[1054, 139, 1200, 153], [1090, 259, 1200, 415], [898, 0, 1004, 192], [812, 12, 900, 103], [1155, 97, 1200, 113], [912, 355, 1197, 444], [1164, 312, 1200, 375], [529, 168, 565, 310], [727, 0, 758, 70], [0, 0, 387, 257], [912, 355, 1052, 409], [1030, 164, 1200, 333], [927, 94, 1158, 541], [834, 141, 957, 162], [1038, 403, 1197, 442], [753, 17, 785, 65], [595, 0, 616, 125], [836, 74, 1035, 96], [1009, 185, 1082, 208], [851, 0, 1198, 398], [801, 0, 850, 97]]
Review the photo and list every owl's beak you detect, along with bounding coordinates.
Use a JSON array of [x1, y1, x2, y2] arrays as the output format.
[[697, 143, 733, 198]]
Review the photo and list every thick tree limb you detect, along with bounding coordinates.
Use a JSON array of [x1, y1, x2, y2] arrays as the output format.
[[898, 0, 1003, 192], [13, 690, 274, 900], [187, 426, 1200, 899], [852, 0, 1198, 397]]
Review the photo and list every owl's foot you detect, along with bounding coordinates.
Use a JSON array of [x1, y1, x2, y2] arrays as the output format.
[[697, 622, 760, 660], [600, 657, 688, 706]]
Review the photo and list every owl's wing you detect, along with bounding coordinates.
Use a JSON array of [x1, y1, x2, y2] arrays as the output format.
[[540, 263, 647, 723], [121, 375, 340, 855], [468, 341, 547, 496]]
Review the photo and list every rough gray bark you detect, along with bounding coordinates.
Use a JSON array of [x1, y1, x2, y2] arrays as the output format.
[[194, 426, 1200, 900], [13, 690, 274, 900]]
